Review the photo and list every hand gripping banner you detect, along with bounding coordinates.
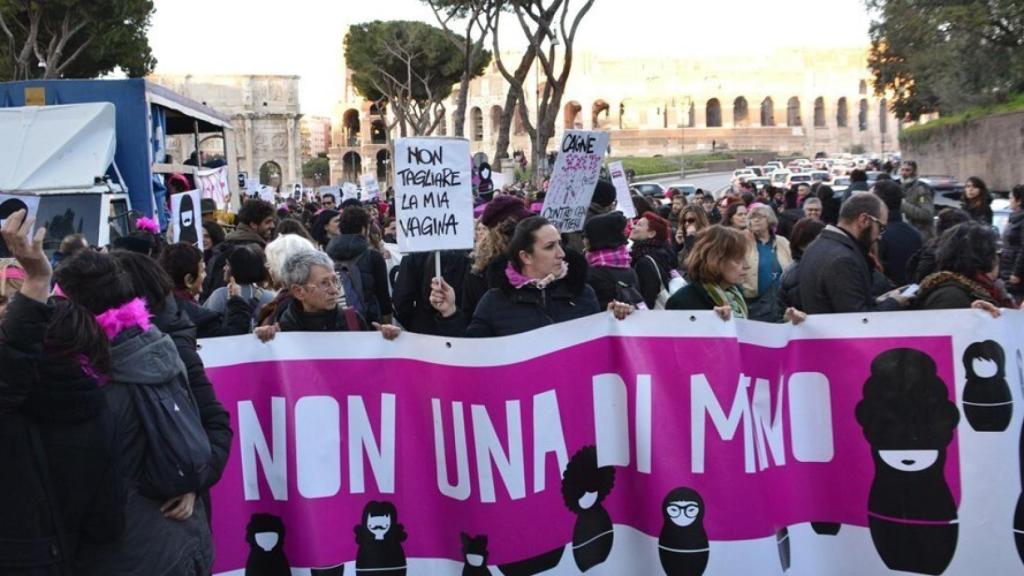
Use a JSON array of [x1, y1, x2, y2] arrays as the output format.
[[198, 310, 1024, 576]]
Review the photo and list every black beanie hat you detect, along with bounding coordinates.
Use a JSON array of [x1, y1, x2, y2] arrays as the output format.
[[591, 180, 617, 208], [584, 211, 628, 251]]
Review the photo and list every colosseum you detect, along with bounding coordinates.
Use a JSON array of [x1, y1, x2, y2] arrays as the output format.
[[329, 46, 899, 185]]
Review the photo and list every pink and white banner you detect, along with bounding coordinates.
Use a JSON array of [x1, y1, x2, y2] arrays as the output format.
[[198, 310, 1024, 576]]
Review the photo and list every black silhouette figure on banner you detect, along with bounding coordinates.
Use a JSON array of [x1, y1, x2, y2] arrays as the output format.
[[561, 445, 615, 572], [0, 197, 29, 257], [178, 193, 199, 245], [810, 522, 841, 535], [460, 533, 490, 576], [657, 487, 709, 576], [354, 501, 407, 576], [855, 348, 960, 575], [244, 513, 291, 576], [776, 527, 791, 572], [962, 340, 1013, 432], [497, 547, 565, 576], [1013, 349, 1024, 564]]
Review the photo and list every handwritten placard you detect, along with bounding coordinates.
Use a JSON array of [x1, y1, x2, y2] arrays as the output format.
[[196, 166, 231, 209], [342, 182, 359, 202], [360, 174, 381, 201], [608, 161, 636, 218], [540, 130, 610, 232], [171, 190, 202, 246], [393, 137, 473, 253]]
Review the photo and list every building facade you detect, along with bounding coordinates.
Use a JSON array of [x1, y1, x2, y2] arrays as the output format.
[[301, 115, 333, 160], [148, 74, 303, 192], [329, 47, 899, 185]]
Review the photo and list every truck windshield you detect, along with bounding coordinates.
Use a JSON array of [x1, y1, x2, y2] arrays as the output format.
[[36, 195, 100, 252]]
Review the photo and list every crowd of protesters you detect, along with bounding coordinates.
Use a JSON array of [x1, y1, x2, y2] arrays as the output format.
[[1, 156, 1022, 574]]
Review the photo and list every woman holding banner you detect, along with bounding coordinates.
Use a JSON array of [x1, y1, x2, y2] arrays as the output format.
[[431, 216, 632, 337]]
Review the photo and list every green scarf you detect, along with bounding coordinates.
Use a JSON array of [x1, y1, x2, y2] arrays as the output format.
[[701, 282, 749, 319]]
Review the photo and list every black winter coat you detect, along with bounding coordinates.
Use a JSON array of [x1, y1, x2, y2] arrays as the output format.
[[460, 258, 504, 318], [1001, 210, 1024, 291], [151, 297, 234, 524], [633, 246, 676, 310], [175, 293, 252, 338], [798, 226, 902, 314], [326, 234, 394, 324], [586, 265, 643, 310], [277, 299, 368, 332], [665, 282, 717, 311], [877, 216, 923, 286], [392, 251, 471, 335], [0, 296, 123, 576], [778, 261, 802, 311], [438, 251, 600, 337]]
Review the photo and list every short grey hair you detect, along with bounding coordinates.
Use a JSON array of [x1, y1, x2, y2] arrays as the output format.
[[839, 192, 883, 223], [749, 203, 778, 227], [281, 249, 334, 287], [266, 233, 316, 283], [803, 197, 823, 209]]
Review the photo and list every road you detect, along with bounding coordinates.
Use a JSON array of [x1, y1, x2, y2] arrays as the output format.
[[647, 170, 733, 196]]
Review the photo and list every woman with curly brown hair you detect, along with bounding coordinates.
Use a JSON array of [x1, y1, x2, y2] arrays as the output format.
[[666, 225, 751, 320]]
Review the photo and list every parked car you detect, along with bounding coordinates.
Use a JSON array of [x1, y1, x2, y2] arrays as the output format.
[[771, 169, 791, 188], [920, 174, 965, 197], [809, 170, 832, 183], [746, 177, 771, 191], [666, 184, 698, 197], [631, 181, 666, 200], [831, 176, 851, 196], [993, 197, 1012, 234], [785, 173, 814, 188]]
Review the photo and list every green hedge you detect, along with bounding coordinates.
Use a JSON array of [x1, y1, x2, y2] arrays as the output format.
[[610, 151, 770, 177]]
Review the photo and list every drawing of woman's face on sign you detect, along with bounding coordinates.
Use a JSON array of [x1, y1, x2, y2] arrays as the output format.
[[0, 197, 30, 257], [179, 194, 198, 245]]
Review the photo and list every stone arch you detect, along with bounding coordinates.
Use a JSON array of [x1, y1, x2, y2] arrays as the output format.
[[836, 97, 848, 128], [490, 105, 502, 137], [879, 98, 888, 133], [370, 119, 387, 144], [760, 97, 775, 127], [341, 152, 362, 182], [198, 134, 226, 162], [514, 101, 527, 135], [259, 161, 282, 191], [706, 98, 722, 127], [813, 97, 826, 127], [369, 102, 386, 117], [437, 111, 447, 136], [787, 97, 801, 126], [859, 80, 868, 95], [376, 149, 391, 181], [343, 108, 360, 145], [859, 99, 869, 131], [470, 107, 483, 141], [563, 100, 583, 129], [733, 96, 749, 127], [592, 99, 610, 129]]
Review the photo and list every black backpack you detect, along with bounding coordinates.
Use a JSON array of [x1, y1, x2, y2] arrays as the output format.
[[129, 375, 213, 500]]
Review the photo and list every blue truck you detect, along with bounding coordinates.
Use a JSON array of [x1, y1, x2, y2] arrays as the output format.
[[0, 79, 236, 253]]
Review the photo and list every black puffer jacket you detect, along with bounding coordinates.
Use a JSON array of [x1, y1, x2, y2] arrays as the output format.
[[326, 234, 393, 324], [175, 293, 252, 338], [0, 296, 124, 575], [1001, 210, 1024, 291], [439, 250, 600, 337], [77, 325, 213, 576], [778, 260, 802, 311], [151, 297, 234, 525], [586, 265, 642, 310], [277, 299, 368, 332], [392, 251, 471, 335]]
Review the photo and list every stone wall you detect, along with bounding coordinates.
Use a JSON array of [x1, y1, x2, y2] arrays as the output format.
[[900, 110, 1024, 191]]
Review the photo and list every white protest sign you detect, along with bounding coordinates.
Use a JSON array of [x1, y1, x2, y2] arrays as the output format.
[[0, 194, 40, 258], [393, 137, 473, 253], [342, 182, 359, 202], [195, 166, 231, 209], [540, 130, 611, 232], [360, 174, 381, 201], [608, 161, 636, 218], [170, 190, 202, 246], [257, 186, 275, 204], [491, 171, 507, 191]]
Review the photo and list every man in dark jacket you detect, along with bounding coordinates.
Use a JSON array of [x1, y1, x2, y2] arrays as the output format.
[[798, 192, 909, 314], [899, 160, 936, 240], [325, 206, 393, 325], [201, 199, 277, 300], [874, 180, 922, 286]]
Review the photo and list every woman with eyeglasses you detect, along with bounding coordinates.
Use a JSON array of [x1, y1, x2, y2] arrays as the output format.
[[741, 204, 792, 322]]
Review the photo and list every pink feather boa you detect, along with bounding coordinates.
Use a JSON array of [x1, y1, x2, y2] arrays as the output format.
[[135, 216, 160, 234], [94, 298, 152, 339]]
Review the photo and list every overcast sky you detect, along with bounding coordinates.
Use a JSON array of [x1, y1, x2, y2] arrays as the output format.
[[149, 0, 873, 116]]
